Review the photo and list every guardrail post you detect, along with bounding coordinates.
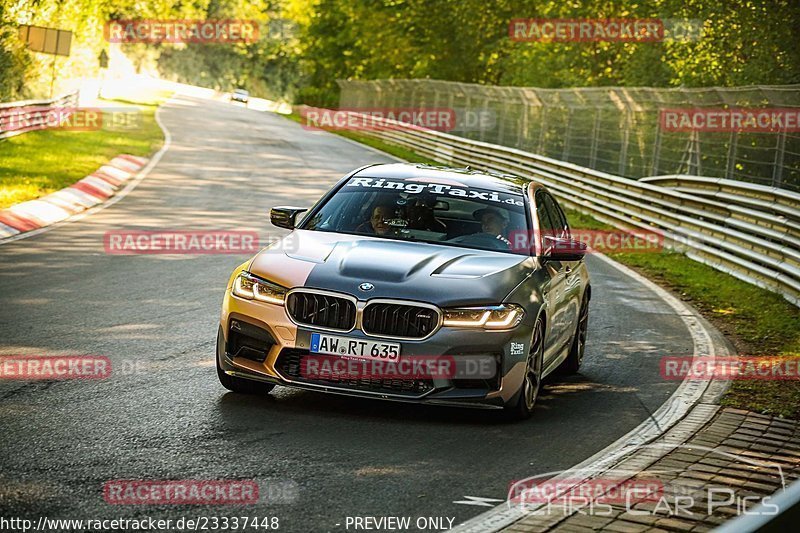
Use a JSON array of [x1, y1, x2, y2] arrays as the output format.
[[447, 90, 455, 129], [688, 130, 703, 176], [497, 98, 507, 146], [618, 108, 631, 177], [561, 108, 573, 161], [773, 129, 787, 188], [389, 80, 400, 111], [355, 84, 365, 109], [589, 107, 601, 168], [480, 96, 490, 143], [726, 130, 738, 180], [651, 120, 662, 176], [463, 92, 472, 140], [519, 99, 529, 151], [537, 106, 548, 154]]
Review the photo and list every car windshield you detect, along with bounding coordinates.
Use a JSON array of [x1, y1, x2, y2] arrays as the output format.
[[301, 176, 531, 255]]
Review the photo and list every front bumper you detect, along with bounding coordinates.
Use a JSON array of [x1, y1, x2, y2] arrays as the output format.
[[219, 289, 532, 409]]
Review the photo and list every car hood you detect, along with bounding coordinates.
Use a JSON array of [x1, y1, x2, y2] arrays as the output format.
[[249, 230, 532, 307]]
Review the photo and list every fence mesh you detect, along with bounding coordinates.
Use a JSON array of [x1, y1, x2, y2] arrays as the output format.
[[337, 79, 800, 191]]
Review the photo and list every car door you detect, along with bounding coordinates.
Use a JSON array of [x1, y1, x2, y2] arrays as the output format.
[[535, 191, 570, 365], [547, 194, 582, 341]]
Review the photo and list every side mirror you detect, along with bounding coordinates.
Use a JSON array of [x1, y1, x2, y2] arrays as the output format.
[[270, 206, 308, 230], [543, 236, 587, 262]]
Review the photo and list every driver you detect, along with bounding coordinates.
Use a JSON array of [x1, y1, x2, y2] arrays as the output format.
[[446, 207, 512, 250], [355, 204, 396, 236], [474, 207, 511, 247]]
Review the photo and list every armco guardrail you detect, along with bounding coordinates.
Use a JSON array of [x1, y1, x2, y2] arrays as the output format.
[[641, 175, 800, 237], [300, 108, 800, 307], [0, 90, 80, 140]]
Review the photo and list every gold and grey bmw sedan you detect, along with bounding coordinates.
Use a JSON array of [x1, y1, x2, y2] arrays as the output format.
[[216, 163, 590, 419]]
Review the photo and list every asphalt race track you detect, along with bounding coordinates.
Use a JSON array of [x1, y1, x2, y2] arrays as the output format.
[[0, 94, 694, 532]]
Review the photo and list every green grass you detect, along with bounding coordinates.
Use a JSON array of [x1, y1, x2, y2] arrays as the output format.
[[560, 208, 800, 417], [296, 115, 800, 418], [608, 250, 800, 417], [561, 208, 613, 231], [0, 93, 170, 209]]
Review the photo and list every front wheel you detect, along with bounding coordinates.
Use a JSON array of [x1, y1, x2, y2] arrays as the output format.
[[216, 328, 275, 395], [504, 318, 544, 421]]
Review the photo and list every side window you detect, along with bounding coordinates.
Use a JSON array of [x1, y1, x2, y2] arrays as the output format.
[[535, 191, 558, 250], [542, 193, 568, 238], [547, 194, 570, 238]]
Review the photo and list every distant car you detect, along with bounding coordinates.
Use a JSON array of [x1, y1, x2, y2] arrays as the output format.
[[230, 89, 249, 104], [216, 164, 591, 420]]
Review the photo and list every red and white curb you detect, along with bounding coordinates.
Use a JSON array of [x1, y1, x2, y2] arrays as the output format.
[[0, 92, 173, 245], [0, 155, 149, 240]]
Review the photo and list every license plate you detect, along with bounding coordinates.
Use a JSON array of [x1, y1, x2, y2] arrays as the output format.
[[310, 333, 401, 361]]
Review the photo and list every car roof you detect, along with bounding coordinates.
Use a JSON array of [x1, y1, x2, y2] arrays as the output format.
[[352, 163, 540, 195]]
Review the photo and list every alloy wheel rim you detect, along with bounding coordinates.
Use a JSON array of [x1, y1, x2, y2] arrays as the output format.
[[524, 322, 543, 410]]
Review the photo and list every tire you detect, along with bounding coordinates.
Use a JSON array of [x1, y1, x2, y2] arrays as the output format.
[[504, 318, 544, 421], [216, 327, 275, 395], [561, 294, 589, 375]]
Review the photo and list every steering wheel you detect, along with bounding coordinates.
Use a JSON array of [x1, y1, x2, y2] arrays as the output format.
[[448, 232, 510, 251]]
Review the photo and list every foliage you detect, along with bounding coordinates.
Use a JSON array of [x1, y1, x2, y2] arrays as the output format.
[[292, 0, 800, 105], [0, 1, 32, 99], [2, 1, 799, 104]]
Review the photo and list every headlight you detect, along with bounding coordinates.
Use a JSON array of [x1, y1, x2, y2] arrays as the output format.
[[232, 272, 286, 305], [442, 304, 524, 330]]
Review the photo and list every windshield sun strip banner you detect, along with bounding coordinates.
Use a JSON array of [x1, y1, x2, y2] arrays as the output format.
[[344, 177, 525, 207]]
